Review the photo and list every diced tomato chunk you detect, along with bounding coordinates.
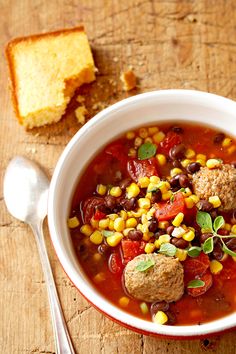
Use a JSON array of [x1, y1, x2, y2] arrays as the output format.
[[105, 142, 128, 165], [83, 197, 105, 224], [93, 209, 106, 221], [155, 192, 185, 221], [127, 158, 159, 182], [187, 271, 213, 297], [158, 131, 182, 155], [184, 252, 210, 279], [121, 239, 146, 264], [108, 251, 123, 275]]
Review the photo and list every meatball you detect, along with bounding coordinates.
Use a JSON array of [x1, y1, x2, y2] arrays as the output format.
[[124, 253, 184, 303], [192, 164, 236, 211]]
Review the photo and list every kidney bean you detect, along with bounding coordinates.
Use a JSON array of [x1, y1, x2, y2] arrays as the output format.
[[127, 229, 143, 241], [171, 237, 189, 249], [151, 189, 162, 203], [171, 126, 184, 134], [187, 162, 201, 174], [167, 225, 174, 235], [178, 174, 191, 188], [212, 241, 224, 261], [200, 233, 213, 244], [198, 200, 213, 212], [169, 143, 186, 160], [105, 195, 117, 210], [213, 133, 225, 144], [151, 301, 169, 315], [119, 178, 132, 190], [120, 197, 137, 211], [98, 243, 111, 256], [225, 238, 236, 250], [148, 219, 159, 233]]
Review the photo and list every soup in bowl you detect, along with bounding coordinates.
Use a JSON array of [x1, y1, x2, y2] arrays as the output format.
[[48, 90, 236, 338]]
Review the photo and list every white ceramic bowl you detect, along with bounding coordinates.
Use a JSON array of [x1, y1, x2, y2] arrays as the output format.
[[48, 89, 236, 338]]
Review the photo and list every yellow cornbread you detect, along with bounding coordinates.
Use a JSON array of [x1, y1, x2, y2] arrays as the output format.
[[6, 26, 95, 128]]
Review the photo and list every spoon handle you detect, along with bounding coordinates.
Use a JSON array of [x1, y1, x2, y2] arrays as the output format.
[[31, 221, 75, 354]]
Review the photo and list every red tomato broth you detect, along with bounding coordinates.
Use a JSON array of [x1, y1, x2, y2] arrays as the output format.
[[70, 122, 236, 326]]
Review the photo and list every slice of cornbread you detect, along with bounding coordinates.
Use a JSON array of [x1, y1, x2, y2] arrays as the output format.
[[6, 26, 95, 128]]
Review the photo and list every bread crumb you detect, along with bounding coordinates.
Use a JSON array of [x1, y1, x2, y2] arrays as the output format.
[[113, 57, 119, 63], [75, 106, 88, 125], [76, 95, 85, 103], [120, 69, 137, 91]]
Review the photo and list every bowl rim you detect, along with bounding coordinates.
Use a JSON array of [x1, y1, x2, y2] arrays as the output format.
[[48, 89, 236, 337]]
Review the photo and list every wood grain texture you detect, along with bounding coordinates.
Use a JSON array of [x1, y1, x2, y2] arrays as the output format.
[[1, 0, 236, 353]]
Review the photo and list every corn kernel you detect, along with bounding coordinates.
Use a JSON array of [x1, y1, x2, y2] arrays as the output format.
[[93, 253, 102, 262], [143, 232, 152, 241], [96, 184, 107, 196], [224, 223, 231, 231], [108, 219, 114, 230], [150, 176, 160, 184], [138, 197, 151, 209], [141, 213, 148, 224], [210, 260, 223, 274], [154, 311, 168, 325], [123, 228, 135, 236], [80, 224, 93, 236], [120, 210, 128, 220], [139, 127, 148, 138], [67, 216, 80, 229], [145, 137, 153, 143], [172, 212, 184, 227], [126, 131, 135, 139], [114, 217, 125, 232], [228, 145, 236, 154], [90, 218, 99, 229], [138, 176, 150, 188], [196, 158, 206, 166], [170, 168, 183, 177], [93, 272, 106, 283], [145, 192, 152, 199], [206, 159, 222, 169], [181, 159, 191, 168], [183, 230, 195, 242], [162, 191, 173, 201], [134, 136, 143, 147], [148, 126, 159, 135], [147, 182, 159, 193], [158, 234, 171, 244], [127, 183, 140, 199], [154, 239, 161, 248], [222, 137, 232, 147], [147, 208, 156, 219], [108, 213, 118, 220], [90, 230, 103, 245], [140, 302, 149, 315], [145, 243, 156, 254], [209, 196, 221, 208], [110, 186, 122, 197], [128, 148, 137, 158], [156, 154, 166, 166], [196, 153, 207, 161], [98, 218, 110, 229], [106, 232, 123, 246], [182, 187, 192, 197], [175, 248, 188, 261], [231, 225, 236, 234], [185, 148, 196, 159], [189, 194, 200, 204], [185, 197, 194, 209], [158, 221, 169, 229], [153, 131, 165, 144], [221, 254, 228, 262], [119, 296, 130, 307], [126, 218, 138, 228], [159, 181, 170, 193]]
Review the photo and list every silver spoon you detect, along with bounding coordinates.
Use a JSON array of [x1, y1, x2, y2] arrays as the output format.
[[3, 156, 75, 354]]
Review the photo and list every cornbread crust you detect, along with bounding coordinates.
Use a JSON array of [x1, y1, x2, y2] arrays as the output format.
[[6, 26, 95, 128], [192, 164, 236, 211]]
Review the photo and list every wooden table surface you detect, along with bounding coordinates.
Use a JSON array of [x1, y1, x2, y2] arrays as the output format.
[[1, 1, 236, 353]]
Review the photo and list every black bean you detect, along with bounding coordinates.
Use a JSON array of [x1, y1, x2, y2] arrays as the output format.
[[178, 174, 191, 188], [210, 209, 218, 219], [167, 225, 174, 235], [154, 230, 166, 238], [169, 143, 186, 160], [171, 126, 183, 134], [213, 133, 225, 144], [172, 160, 182, 168], [120, 197, 137, 211], [97, 204, 110, 214], [231, 161, 236, 169], [198, 200, 213, 212], [119, 178, 132, 190], [170, 175, 180, 188], [151, 189, 162, 203], [218, 229, 230, 236], [127, 229, 143, 241], [225, 238, 236, 250], [104, 195, 117, 210], [148, 219, 159, 233], [171, 237, 189, 249], [166, 311, 177, 325], [187, 162, 201, 174], [151, 301, 169, 315], [200, 233, 213, 244], [98, 243, 111, 256], [212, 241, 224, 261]]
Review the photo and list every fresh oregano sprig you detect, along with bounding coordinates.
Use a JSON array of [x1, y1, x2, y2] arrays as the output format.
[[196, 211, 236, 257]]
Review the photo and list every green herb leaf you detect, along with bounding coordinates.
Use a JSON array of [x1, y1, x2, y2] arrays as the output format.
[[187, 279, 205, 289], [222, 242, 236, 257], [102, 230, 115, 238], [159, 243, 177, 257], [202, 236, 214, 254], [148, 187, 158, 193], [138, 142, 157, 160], [213, 216, 225, 233], [196, 211, 213, 231], [136, 259, 155, 272], [187, 246, 202, 258]]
